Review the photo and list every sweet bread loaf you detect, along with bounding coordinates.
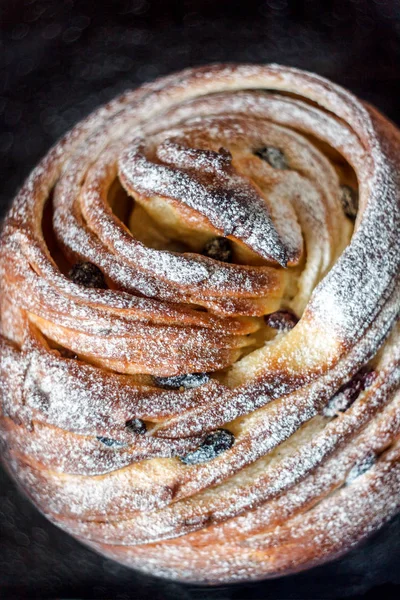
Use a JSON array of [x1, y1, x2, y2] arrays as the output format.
[[0, 64, 399, 583]]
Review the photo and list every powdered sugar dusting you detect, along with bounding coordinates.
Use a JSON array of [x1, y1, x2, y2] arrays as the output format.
[[0, 63, 399, 583]]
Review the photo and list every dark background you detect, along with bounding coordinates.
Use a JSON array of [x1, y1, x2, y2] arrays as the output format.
[[1, 1, 400, 598]]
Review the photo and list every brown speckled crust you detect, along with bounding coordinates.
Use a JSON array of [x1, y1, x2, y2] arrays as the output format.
[[0, 64, 399, 584]]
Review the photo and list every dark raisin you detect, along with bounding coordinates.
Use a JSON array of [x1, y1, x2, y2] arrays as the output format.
[[323, 369, 377, 417], [254, 146, 288, 169], [154, 373, 210, 390], [180, 429, 235, 465], [125, 418, 147, 435], [96, 436, 125, 448], [322, 393, 348, 418], [264, 310, 299, 331], [341, 377, 364, 405], [340, 185, 359, 220], [218, 146, 232, 163], [346, 452, 376, 484], [69, 262, 107, 289], [363, 370, 378, 388], [342, 369, 377, 403], [202, 237, 232, 263], [58, 347, 78, 360]]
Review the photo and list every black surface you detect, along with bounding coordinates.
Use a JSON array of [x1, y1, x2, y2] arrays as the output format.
[[1, 1, 400, 598]]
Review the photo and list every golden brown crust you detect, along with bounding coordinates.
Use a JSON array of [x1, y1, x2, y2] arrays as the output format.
[[0, 63, 399, 583]]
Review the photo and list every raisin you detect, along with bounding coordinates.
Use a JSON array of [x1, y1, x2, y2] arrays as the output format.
[[58, 347, 78, 360], [341, 369, 376, 404], [69, 262, 107, 289], [254, 146, 288, 169], [125, 418, 147, 435], [202, 237, 232, 263], [154, 373, 210, 390], [264, 310, 299, 331], [346, 452, 376, 484], [180, 429, 235, 465], [96, 436, 125, 448], [323, 369, 377, 417]]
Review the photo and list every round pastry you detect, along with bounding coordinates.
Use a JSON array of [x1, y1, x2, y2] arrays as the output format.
[[0, 64, 399, 584]]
